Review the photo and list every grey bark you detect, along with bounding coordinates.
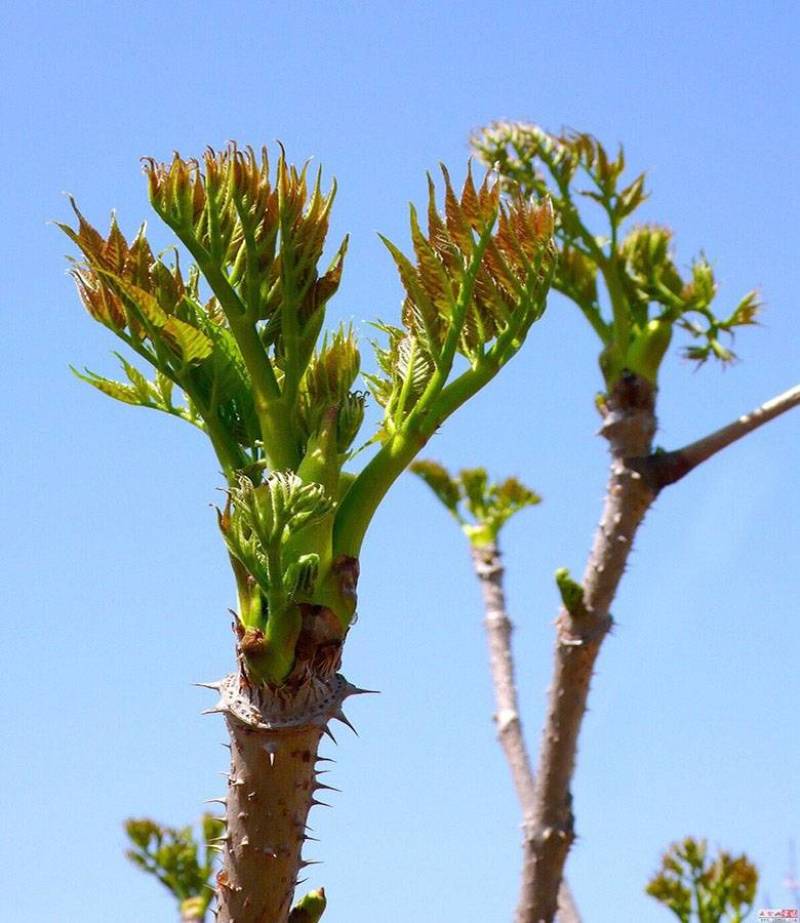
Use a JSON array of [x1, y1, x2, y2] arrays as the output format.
[[471, 544, 581, 923]]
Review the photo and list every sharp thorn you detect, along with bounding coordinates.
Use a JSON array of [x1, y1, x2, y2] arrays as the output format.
[[344, 683, 379, 697], [195, 681, 224, 691], [322, 725, 337, 744], [333, 709, 358, 735], [313, 781, 341, 793], [202, 701, 228, 716], [204, 798, 228, 806]]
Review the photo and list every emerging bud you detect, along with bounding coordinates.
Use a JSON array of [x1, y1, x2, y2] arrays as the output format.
[[336, 391, 366, 454], [412, 460, 540, 546], [300, 328, 361, 438], [289, 887, 327, 923]]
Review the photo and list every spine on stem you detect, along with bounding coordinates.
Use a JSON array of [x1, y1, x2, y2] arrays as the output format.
[[202, 673, 365, 923]]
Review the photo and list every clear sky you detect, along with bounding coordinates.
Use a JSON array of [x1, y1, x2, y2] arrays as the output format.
[[2, 1, 799, 920]]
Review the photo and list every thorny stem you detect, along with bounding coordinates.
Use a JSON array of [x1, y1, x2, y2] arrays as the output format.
[[528, 373, 657, 922], [471, 544, 581, 923], [204, 671, 365, 923], [218, 718, 325, 923], [527, 376, 800, 921]]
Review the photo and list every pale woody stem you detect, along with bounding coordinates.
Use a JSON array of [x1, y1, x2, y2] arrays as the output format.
[[471, 543, 581, 923]]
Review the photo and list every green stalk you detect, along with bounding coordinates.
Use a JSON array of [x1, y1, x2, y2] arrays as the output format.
[[165, 228, 300, 470], [334, 221, 500, 555], [333, 432, 420, 556], [334, 356, 504, 556], [261, 606, 301, 685], [228, 316, 301, 471], [203, 415, 247, 481], [600, 254, 630, 358]]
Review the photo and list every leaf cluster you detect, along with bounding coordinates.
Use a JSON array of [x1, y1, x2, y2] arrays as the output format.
[[64, 144, 557, 681], [124, 814, 224, 917], [411, 459, 540, 547], [62, 203, 258, 473], [220, 472, 334, 623], [63, 145, 350, 478], [646, 837, 758, 923], [367, 165, 556, 441], [472, 122, 759, 385]]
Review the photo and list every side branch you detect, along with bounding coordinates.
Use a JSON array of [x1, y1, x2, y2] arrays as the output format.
[[471, 544, 581, 923], [636, 383, 800, 490]]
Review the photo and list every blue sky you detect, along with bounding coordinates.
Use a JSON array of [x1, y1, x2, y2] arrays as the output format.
[[2, 1, 799, 920]]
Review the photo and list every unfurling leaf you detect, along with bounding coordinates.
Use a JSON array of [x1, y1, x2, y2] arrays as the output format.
[[71, 367, 142, 406], [412, 459, 540, 546], [472, 121, 760, 386], [229, 472, 335, 549], [336, 391, 366, 454], [555, 568, 585, 616], [369, 165, 555, 437], [144, 145, 345, 329], [410, 460, 461, 514], [299, 327, 361, 439], [162, 316, 213, 364], [283, 553, 321, 598]]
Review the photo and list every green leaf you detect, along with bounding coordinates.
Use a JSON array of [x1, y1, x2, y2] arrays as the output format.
[[459, 467, 489, 518], [115, 353, 154, 402], [155, 370, 175, 407], [99, 271, 169, 326], [616, 172, 647, 219], [71, 366, 142, 406], [162, 316, 213, 363], [410, 459, 461, 513]]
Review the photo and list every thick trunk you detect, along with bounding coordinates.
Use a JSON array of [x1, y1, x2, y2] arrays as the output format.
[[527, 374, 657, 922], [203, 672, 362, 923]]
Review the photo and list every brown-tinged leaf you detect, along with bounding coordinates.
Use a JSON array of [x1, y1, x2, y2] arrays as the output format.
[[102, 271, 169, 326], [440, 164, 474, 253]]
